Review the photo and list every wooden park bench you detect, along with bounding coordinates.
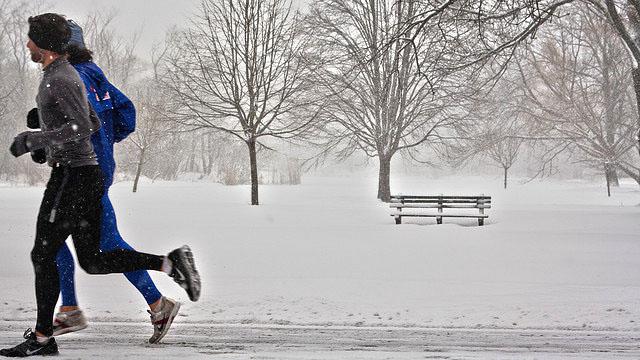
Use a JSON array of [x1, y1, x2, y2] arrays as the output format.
[[390, 195, 491, 226]]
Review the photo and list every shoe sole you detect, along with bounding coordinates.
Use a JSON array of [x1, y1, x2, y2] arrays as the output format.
[[176, 247, 201, 302], [0, 350, 59, 357], [52, 323, 88, 336], [149, 302, 181, 344]]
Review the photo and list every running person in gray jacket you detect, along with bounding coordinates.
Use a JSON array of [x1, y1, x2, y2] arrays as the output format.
[[1, 13, 201, 358]]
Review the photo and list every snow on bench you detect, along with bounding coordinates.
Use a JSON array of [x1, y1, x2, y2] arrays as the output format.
[[390, 195, 491, 226]]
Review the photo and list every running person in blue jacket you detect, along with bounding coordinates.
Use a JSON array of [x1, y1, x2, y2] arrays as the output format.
[[52, 20, 179, 344]]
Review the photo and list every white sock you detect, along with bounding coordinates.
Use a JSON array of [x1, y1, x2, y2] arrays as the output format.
[[161, 256, 173, 274], [36, 335, 50, 344]]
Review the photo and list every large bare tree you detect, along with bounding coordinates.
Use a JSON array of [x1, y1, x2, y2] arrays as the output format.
[[163, 0, 318, 205], [307, 0, 470, 202]]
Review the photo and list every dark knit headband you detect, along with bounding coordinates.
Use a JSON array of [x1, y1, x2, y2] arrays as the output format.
[[28, 13, 70, 54]]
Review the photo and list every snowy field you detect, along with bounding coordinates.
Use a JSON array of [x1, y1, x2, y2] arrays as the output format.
[[1, 174, 640, 358]]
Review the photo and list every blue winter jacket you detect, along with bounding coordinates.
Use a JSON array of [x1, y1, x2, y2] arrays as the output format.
[[72, 62, 136, 188]]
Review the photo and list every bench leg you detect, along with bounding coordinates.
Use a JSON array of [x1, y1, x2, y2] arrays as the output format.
[[395, 216, 402, 225], [437, 217, 442, 225], [478, 218, 484, 226]]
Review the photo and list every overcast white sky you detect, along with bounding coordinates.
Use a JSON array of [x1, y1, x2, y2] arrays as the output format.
[[45, 0, 200, 57], [44, 0, 307, 58]]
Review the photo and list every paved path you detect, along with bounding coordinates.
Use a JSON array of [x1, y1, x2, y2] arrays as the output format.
[[1, 321, 639, 359]]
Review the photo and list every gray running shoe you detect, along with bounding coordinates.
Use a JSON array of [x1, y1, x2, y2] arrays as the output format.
[[148, 296, 181, 344], [52, 309, 88, 336]]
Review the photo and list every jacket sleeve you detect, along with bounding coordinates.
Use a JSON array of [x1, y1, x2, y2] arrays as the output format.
[[27, 77, 101, 151], [109, 83, 136, 143]]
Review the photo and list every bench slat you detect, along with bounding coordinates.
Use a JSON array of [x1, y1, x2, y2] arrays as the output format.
[[390, 204, 491, 209], [390, 199, 491, 204], [390, 213, 489, 218], [391, 195, 491, 200]]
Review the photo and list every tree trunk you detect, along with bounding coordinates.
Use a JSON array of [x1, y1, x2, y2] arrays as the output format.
[[248, 139, 259, 205], [632, 67, 640, 129], [503, 166, 508, 189], [631, 68, 640, 158], [205, 154, 214, 175], [604, 163, 620, 188], [377, 155, 391, 202], [133, 147, 145, 193]]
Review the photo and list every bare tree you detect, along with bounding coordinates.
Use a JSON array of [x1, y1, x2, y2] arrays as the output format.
[[448, 63, 528, 189], [592, 0, 640, 137], [517, 5, 640, 192], [306, 0, 470, 201], [396, 0, 576, 78], [163, 0, 318, 205], [126, 44, 176, 192], [0, 0, 45, 183], [404, 1, 640, 154], [486, 124, 526, 189]]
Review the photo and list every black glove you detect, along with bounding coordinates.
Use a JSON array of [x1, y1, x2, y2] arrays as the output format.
[[9, 132, 31, 158], [27, 108, 40, 129], [30, 149, 47, 164]]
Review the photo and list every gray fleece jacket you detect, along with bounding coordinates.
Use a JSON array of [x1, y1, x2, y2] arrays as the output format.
[[28, 57, 100, 167]]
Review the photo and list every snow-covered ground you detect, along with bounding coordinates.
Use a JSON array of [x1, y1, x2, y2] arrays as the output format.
[[1, 174, 639, 358]]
